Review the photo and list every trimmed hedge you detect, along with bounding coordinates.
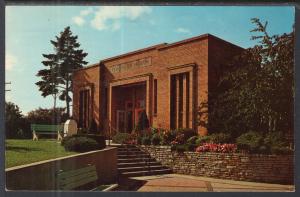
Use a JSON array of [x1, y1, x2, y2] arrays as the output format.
[[151, 134, 162, 145], [61, 134, 106, 152], [141, 136, 151, 145], [112, 132, 130, 144]]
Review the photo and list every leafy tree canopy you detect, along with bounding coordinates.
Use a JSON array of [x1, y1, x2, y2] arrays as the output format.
[[198, 18, 294, 139]]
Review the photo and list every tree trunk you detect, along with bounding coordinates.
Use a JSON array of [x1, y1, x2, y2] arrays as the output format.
[[66, 79, 70, 118], [53, 93, 57, 124]]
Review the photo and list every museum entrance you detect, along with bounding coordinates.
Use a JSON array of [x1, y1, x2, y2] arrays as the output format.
[[112, 82, 146, 133]]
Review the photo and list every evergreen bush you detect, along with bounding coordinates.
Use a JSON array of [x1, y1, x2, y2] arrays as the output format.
[[151, 134, 162, 145], [236, 131, 263, 153], [62, 136, 100, 152], [141, 136, 151, 145], [112, 132, 131, 144]]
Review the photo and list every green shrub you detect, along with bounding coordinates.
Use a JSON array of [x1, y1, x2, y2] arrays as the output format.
[[62, 134, 106, 149], [270, 146, 292, 155], [236, 131, 263, 153], [77, 134, 106, 149], [151, 134, 162, 145], [177, 128, 197, 141], [141, 136, 151, 145], [161, 130, 177, 145], [112, 132, 130, 144], [137, 135, 142, 145], [195, 135, 211, 145], [61, 135, 73, 146], [171, 144, 186, 152], [187, 136, 199, 145], [136, 110, 150, 131], [62, 136, 100, 152], [185, 143, 197, 151], [264, 132, 287, 148], [209, 133, 232, 144]]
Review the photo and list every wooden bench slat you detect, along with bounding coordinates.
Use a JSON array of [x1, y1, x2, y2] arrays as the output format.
[[33, 132, 58, 134], [31, 124, 63, 131], [31, 124, 64, 141], [58, 170, 97, 184], [59, 171, 97, 188], [57, 165, 98, 190], [60, 175, 98, 190], [57, 166, 96, 179]]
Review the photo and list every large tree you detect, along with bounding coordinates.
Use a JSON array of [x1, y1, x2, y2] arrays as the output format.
[[36, 53, 62, 123], [199, 18, 294, 138], [36, 26, 88, 118], [5, 102, 27, 138]]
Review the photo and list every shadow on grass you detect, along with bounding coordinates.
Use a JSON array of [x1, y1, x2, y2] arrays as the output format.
[[6, 146, 43, 153]]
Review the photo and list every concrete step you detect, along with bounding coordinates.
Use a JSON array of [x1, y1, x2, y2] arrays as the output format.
[[118, 157, 156, 163], [118, 154, 150, 159], [118, 165, 168, 173], [120, 169, 172, 177], [117, 150, 145, 155], [118, 161, 161, 168], [117, 148, 141, 152]]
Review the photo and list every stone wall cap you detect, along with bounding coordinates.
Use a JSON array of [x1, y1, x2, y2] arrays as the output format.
[[5, 147, 117, 172]]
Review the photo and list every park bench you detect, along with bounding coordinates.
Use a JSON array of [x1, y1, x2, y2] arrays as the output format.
[[31, 124, 64, 141], [56, 164, 104, 191]]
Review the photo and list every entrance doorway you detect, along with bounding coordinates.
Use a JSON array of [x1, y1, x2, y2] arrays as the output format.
[[113, 82, 146, 133]]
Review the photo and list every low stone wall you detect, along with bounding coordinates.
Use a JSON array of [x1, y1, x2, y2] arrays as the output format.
[[6, 147, 117, 190], [140, 146, 294, 184]]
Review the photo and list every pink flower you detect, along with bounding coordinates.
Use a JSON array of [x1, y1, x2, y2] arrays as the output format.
[[195, 143, 237, 153]]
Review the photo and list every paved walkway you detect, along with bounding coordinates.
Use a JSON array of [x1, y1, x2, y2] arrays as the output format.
[[127, 174, 294, 192]]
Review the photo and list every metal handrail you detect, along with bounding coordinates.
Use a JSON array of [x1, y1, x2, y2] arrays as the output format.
[[108, 119, 152, 176], [108, 120, 118, 146]]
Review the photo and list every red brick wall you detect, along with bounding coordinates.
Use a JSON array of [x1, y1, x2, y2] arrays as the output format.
[[73, 65, 101, 129], [72, 34, 244, 135]]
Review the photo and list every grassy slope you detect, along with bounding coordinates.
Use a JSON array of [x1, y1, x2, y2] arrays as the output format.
[[5, 139, 76, 168]]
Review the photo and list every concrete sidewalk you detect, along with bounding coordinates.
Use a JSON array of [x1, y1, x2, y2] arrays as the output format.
[[129, 174, 294, 192]]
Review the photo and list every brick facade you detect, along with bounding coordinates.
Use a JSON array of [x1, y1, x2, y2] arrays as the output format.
[[72, 34, 243, 136]]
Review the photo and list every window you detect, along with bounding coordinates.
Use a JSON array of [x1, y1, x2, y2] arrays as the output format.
[[154, 79, 157, 115], [103, 88, 108, 118], [79, 89, 90, 128]]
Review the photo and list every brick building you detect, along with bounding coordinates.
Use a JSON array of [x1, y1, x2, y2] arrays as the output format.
[[72, 34, 243, 136]]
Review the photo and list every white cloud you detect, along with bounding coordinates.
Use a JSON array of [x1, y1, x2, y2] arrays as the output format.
[[72, 16, 85, 26], [90, 6, 152, 31], [80, 8, 93, 16], [112, 21, 121, 31], [72, 8, 93, 26], [5, 53, 18, 71], [176, 27, 191, 34]]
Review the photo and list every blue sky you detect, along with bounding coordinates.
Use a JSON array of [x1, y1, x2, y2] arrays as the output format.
[[5, 6, 294, 114]]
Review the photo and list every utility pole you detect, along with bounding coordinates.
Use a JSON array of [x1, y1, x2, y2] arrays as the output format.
[[5, 82, 11, 92]]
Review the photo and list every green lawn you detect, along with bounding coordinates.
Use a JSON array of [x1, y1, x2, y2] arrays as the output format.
[[5, 139, 77, 168]]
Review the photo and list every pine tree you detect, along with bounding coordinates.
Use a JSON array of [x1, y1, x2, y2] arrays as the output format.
[[36, 53, 62, 123], [54, 27, 88, 117], [36, 26, 88, 119]]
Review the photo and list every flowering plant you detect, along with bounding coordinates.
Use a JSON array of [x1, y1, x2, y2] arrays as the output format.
[[126, 139, 137, 145], [195, 143, 237, 153]]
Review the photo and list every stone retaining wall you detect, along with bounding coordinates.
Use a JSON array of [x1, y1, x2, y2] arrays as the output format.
[[140, 146, 294, 184], [6, 147, 118, 190]]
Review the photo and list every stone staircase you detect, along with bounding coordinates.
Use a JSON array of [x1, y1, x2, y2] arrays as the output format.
[[115, 145, 172, 177]]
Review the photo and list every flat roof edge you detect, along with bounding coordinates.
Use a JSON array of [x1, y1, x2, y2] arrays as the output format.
[[73, 33, 244, 73]]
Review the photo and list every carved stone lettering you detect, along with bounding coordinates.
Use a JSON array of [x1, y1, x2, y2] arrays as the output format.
[[109, 57, 152, 73]]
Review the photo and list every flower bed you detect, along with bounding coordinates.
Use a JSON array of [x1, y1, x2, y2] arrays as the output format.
[[112, 128, 293, 155]]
